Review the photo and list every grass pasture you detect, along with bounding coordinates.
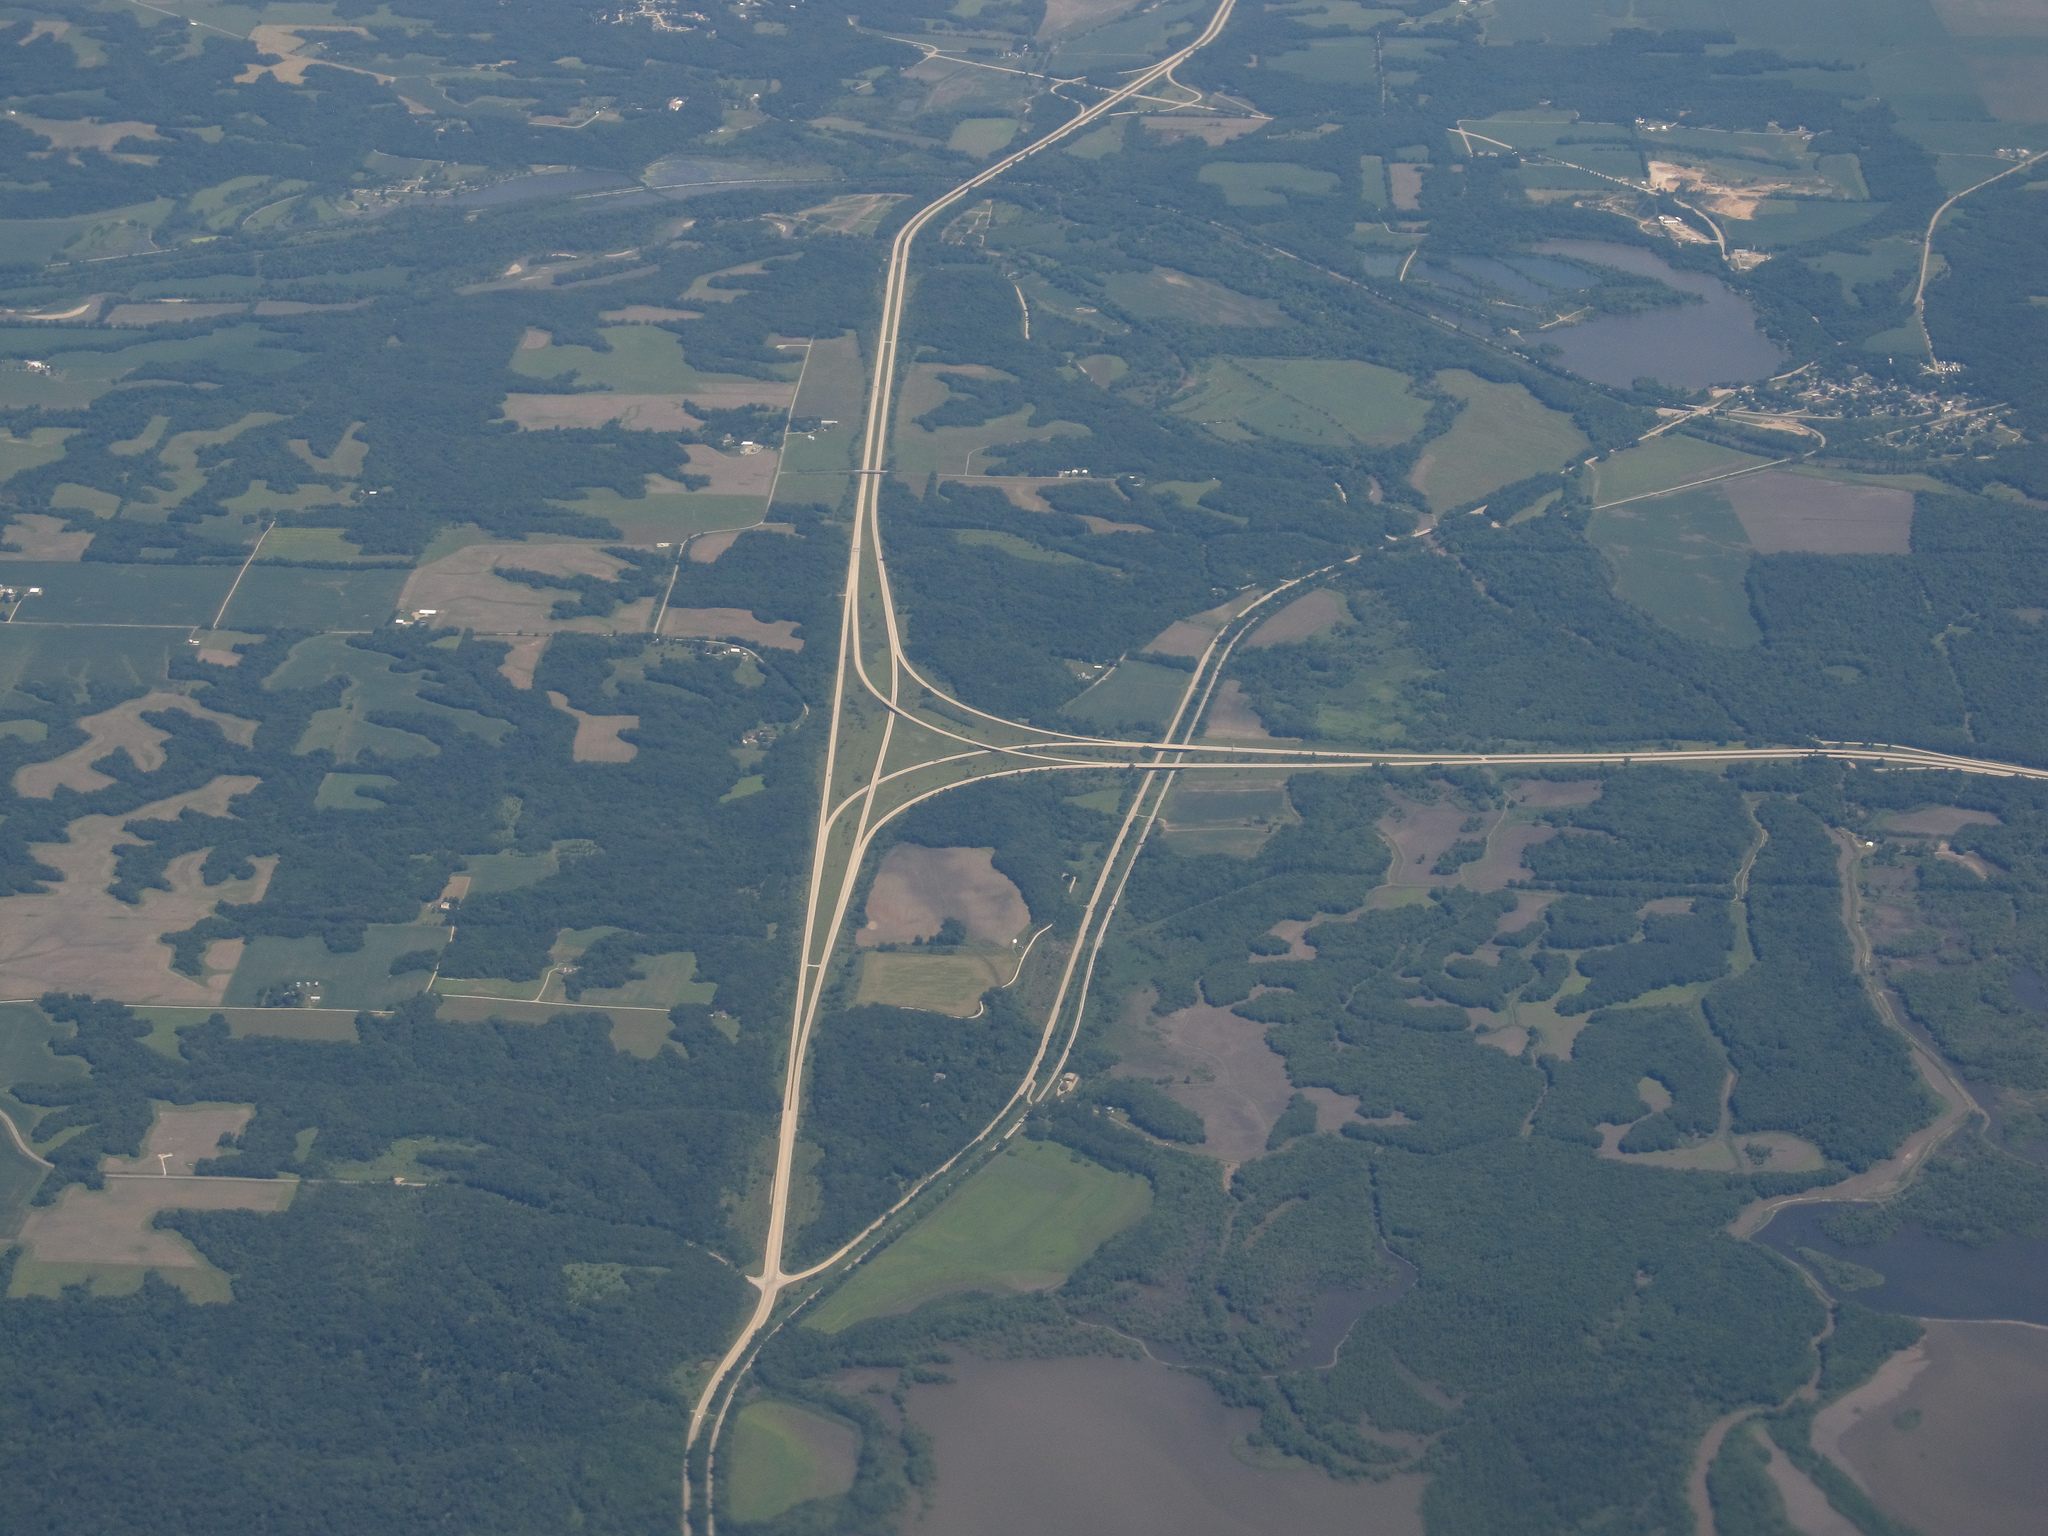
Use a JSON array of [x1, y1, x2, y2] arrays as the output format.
[[1589, 433, 1774, 507], [1160, 775, 1296, 858], [1062, 656, 1191, 732], [1409, 370, 1589, 512], [892, 364, 1087, 480], [267, 633, 512, 759], [1171, 357, 1428, 448], [948, 117, 1019, 155], [133, 1005, 361, 1043], [510, 324, 796, 406], [6, 561, 237, 627], [225, 923, 448, 1010], [853, 950, 1010, 1016], [807, 1139, 1149, 1333], [1102, 268, 1284, 327], [1588, 485, 1761, 647], [1198, 161, 1342, 206], [724, 1398, 860, 1524]]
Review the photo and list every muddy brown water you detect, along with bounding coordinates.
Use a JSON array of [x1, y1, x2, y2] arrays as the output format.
[[902, 1354, 1424, 1536]]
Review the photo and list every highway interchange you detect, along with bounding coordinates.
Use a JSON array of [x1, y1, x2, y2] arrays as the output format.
[[678, 2, 2048, 1523]]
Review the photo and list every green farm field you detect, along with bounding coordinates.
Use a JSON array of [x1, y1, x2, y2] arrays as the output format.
[[224, 923, 450, 1010], [1590, 434, 1775, 506], [724, 1398, 860, 1524], [1172, 357, 1429, 448], [6, 562, 236, 627], [1410, 370, 1589, 512], [806, 1138, 1150, 1332], [1197, 161, 1342, 206], [1588, 485, 1761, 647], [222, 565, 408, 631]]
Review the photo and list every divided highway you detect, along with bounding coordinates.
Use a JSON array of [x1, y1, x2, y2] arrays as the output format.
[[677, 1, 2048, 1521]]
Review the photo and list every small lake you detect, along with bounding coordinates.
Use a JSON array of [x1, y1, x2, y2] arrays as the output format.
[[1763, 1204, 2048, 1324], [903, 1354, 1424, 1536], [1533, 239, 1785, 390]]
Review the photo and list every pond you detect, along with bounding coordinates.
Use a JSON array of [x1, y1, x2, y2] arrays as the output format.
[[1533, 239, 1785, 390], [1762, 1204, 2048, 1324]]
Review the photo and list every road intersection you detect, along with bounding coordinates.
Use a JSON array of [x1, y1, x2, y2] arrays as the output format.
[[678, 2, 2048, 1522]]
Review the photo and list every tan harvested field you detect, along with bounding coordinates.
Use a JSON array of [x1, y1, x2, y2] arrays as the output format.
[[103, 1102, 252, 1176], [1377, 792, 1485, 887], [943, 475, 1147, 533], [1145, 620, 1212, 657], [1390, 163, 1423, 210], [860, 845, 1028, 946], [498, 635, 547, 689], [546, 690, 639, 762], [1497, 890, 1557, 933], [1816, 1319, 2048, 1536], [0, 778, 268, 1004], [681, 442, 778, 497], [1120, 1000, 1294, 1167], [661, 606, 802, 650], [14, 690, 256, 798], [1, 511, 91, 560], [10, 1175, 293, 1300], [683, 260, 777, 303], [1248, 587, 1348, 648], [1301, 1085, 1361, 1131], [290, 421, 367, 478], [688, 522, 791, 563], [1039, 0, 1146, 36], [1512, 778, 1602, 809], [600, 305, 703, 323], [12, 114, 161, 152], [237, 24, 390, 86], [104, 301, 244, 326], [1140, 116, 1266, 145], [1201, 679, 1276, 741], [1466, 822, 1554, 892], [500, 393, 704, 432], [400, 541, 654, 634], [1722, 471, 1913, 555]]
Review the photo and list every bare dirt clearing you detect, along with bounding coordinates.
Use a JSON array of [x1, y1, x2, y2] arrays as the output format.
[[546, 690, 638, 761], [1721, 471, 1913, 555], [860, 846, 1028, 946], [0, 778, 268, 1004], [400, 541, 653, 634], [1248, 587, 1348, 647], [14, 691, 256, 798], [660, 607, 802, 650], [1815, 1319, 2048, 1536]]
